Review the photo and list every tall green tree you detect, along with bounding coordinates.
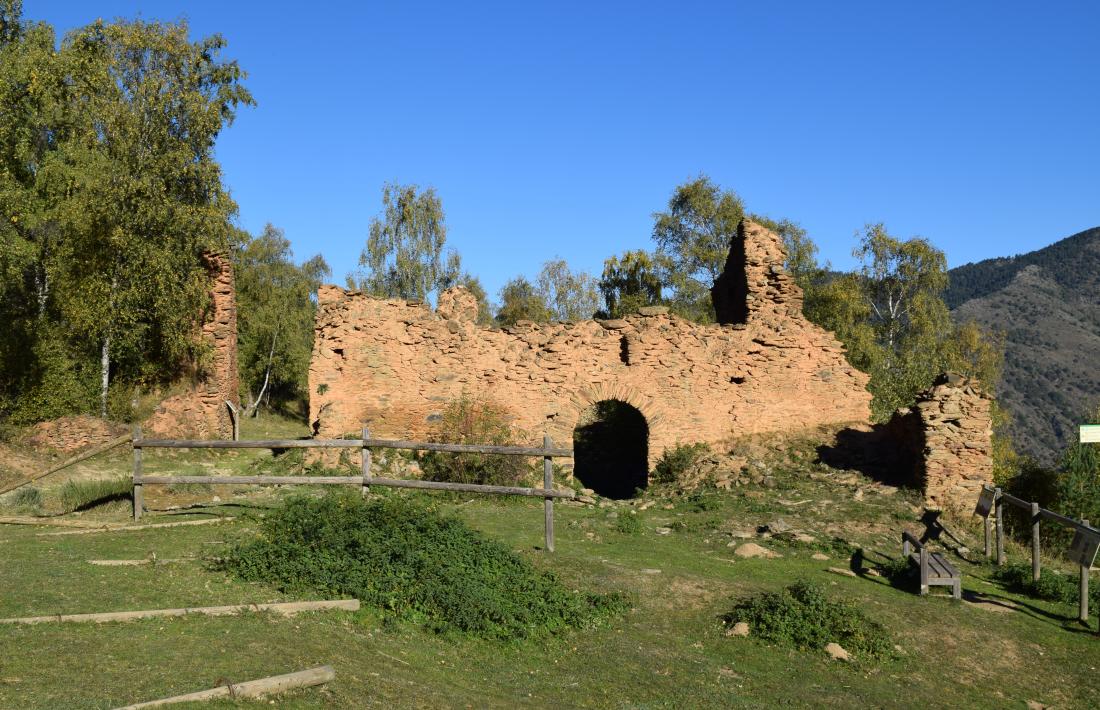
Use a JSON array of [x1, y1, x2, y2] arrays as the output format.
[[235, 224, 330, 416], [536, 259, 599, 322], [495, 276, 551, 326], [597, 250, 664, 318], [0, 10, 252, 422], [353, 182, 461, 302], [651, 175, 744, 322]]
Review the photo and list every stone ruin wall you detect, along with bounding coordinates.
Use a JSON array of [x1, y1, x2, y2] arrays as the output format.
[[144, 251, 239, 439], [309, 221, 873, 470], [887, 373, 994, 510]]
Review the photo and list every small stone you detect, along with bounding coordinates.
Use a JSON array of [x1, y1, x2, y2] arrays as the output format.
[[866, 568, 882, 578], [655, 527, 673, 535], [811, 553, 830, 561], [640, 568, 661, 575], [577, 495, 596, 504], [759, 519, 791, 534], [824, 643, 850, 661], [734, 543, 780, 559], [793, 533, 817, 544], [729, 530, 755, 540], [827, 567, 857, 577], [725, 621, 750, 637]]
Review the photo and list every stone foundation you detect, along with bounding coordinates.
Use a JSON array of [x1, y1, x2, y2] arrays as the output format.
[[309, 221, 872, 473]]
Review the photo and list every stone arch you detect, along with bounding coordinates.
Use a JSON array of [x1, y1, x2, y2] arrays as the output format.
[[572, 399, 649, 499]]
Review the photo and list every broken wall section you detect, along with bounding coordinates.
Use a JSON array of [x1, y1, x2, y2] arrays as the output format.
[[888, 373, 994, 510], [144, 251, 239, 439], [309, 220, 872, 471]]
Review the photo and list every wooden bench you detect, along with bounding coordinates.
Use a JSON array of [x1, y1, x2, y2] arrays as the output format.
[[902, 531, 961, 600]]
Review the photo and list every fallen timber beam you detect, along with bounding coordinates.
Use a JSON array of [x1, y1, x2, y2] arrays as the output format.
[[0, 434, 131, 496], [133, 437, 574, 458], [36, 517, 229, 537], [0, 599, 359, 625], [113, 665, 336, 709], [133, 474, 576, 499]]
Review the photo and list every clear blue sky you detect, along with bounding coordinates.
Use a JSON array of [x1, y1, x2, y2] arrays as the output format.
[[28, 1, 1100, 299]]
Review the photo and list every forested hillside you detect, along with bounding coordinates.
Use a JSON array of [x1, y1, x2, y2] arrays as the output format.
[[948, 227, 1100, 464]]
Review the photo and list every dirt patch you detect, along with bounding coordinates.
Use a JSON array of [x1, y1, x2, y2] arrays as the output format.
[[24, 416, 127, 455]]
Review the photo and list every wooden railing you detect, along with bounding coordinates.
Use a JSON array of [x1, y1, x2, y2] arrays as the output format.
[[131, 426, 574, 552], [976, 484, 1100, 625]]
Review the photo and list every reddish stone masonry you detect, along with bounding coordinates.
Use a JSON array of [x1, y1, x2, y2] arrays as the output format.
[[308, 221, 873, 471], [144, 251, 239, 439]]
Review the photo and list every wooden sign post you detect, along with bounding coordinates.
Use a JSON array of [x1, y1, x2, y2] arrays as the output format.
[[1068, 520, 1099, 625]]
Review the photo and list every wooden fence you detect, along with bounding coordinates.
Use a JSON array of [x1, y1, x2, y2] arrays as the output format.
[[131, 425, 575, 552], [976, 484, 1100, 625]]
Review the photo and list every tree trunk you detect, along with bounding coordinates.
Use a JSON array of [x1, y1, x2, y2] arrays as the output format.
[[99, 334, 111, 419], [246, 331, 277, 417]]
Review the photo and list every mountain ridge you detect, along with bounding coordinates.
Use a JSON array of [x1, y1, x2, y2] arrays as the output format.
[[947, 226, 1100, 464]]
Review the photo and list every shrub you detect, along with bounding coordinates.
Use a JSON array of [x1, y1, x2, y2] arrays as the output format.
[[652, 442, 710, 484], [613, 512, 643, 535], [421, 395, 529, 487], [11, 486, 43, 509], [723, 580, 892, 659], [221, 493, 628, 639], [58, 477, 132, 513], [992, 563, 1100, 609]]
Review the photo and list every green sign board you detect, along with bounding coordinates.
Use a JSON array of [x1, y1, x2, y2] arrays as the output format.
[[1081, 425, 1100, 444]]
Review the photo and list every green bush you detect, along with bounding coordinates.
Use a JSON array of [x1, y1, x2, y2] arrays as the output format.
[[613, 512, 643, 535], [723, 580, 892, 659], [652, 442, 711, 484], [421, 395, 529, 487], [992, 563, 1100, 609], [221, 493, 628, 639], [10, 486, 43, 510], [57, 477, 132, 513]]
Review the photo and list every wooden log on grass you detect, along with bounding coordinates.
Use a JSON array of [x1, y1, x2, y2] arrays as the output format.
[[0, 599, 359, 625], [36, 517, 230, 537], [0, 434, 131, 497], [113, 665, 335, 709]]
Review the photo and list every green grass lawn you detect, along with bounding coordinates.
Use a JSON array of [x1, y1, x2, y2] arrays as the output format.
[[2, 431, 1099, 708]]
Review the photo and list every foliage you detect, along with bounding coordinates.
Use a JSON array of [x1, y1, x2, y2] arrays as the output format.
[[652, 442, 711, 484], [723, 580, 892, 659], [421, 395, 529, 487], [495, 275, 551, 326], [57, 476, 131, 513], [352, 183, 461, 302], [801, 224, 1004, 421], [235, 224, 330, 414], [221, 493, 629, 639], [457, 273, 494, 325], [0, 7, 252, 423], [992, 563, 1100, 610], [536, 259, 600, 322], [10, 485, 42, 509], [597, 249, 664, 318], [613, 511, 643, 535], [652, 176, 743, 294]]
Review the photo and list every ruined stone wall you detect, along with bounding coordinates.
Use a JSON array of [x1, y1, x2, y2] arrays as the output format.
[[889, 373, 994, 510], [309, 221, 871, 470], [145, 252, 239, 439]]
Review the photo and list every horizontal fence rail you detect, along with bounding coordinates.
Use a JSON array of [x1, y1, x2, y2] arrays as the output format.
[[134, 438, 573, 458], [129, 425, 574, 552], [976, 484, 1100, 628]]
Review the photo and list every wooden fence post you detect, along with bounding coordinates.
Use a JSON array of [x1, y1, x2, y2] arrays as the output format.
[[995, 487, 1005, 566], [1081, 519, 1090, 625], [132, 424, 143, 522], [1031, 501, 1041, 583], [543, 433, 554, 553], [361, 427, 371, 496], [990, 508, 998, 559]]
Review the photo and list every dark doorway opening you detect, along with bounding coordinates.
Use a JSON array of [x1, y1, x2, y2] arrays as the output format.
[[573, 400, 649, 499]]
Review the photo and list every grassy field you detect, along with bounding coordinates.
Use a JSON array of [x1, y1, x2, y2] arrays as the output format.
[[2, 426, 1100, 708]]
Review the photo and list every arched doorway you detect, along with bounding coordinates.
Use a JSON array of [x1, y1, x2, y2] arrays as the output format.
[[572, 400, 649, 499]]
